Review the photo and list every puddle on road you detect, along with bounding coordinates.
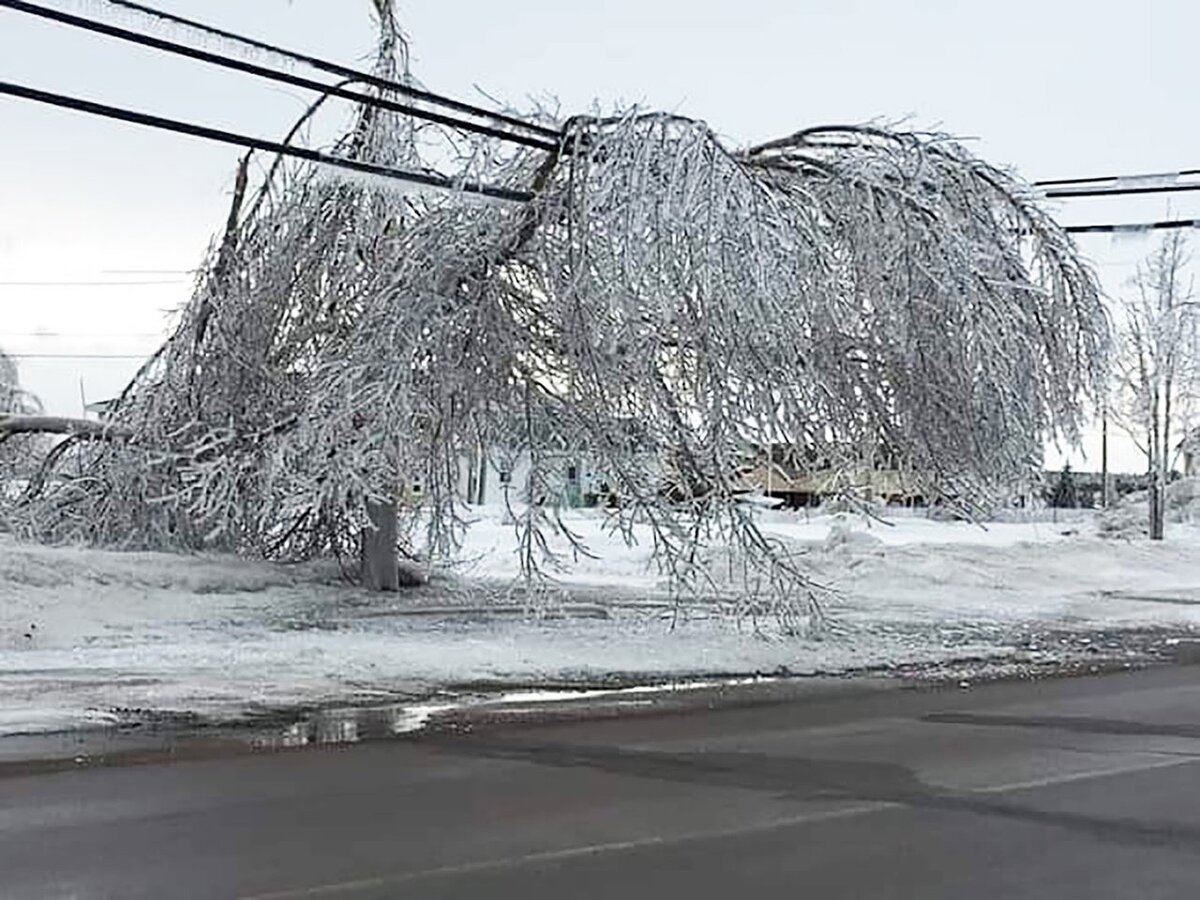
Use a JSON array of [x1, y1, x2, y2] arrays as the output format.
[[257, 701, 460, 749], [247, 632, 1200, 752], [250, 677, 785, 750]]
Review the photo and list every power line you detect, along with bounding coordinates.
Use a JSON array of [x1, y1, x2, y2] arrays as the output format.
[[1065, 218, 1200, 235], [1036, 168, 1200, 188], [5, 78, 1193, 240], [104, 0, 559, 143], [4, 353, 149, 359], [101, 269, 195, 274], [1043, 181, 1200, 200], [0, 279, 185, 286], [5, 8, 1190, 249], [1, 332, 163, 338], [0, 0, 559, 153], [0, 80, 536, 204]]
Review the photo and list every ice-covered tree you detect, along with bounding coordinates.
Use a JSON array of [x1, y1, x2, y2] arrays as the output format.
[[1109, 231, 1199, 539], [0, 350, 38, 415], [0, 348, 46, 483], [6, 1, 1109, 630]]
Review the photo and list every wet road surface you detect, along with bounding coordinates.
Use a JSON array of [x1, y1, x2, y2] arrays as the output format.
[[4, 665, 1200, 898]]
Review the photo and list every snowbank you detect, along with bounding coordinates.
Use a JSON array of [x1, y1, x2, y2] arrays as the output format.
[[2, 508, 1200, 736], [1100, 477, 1200, 538]]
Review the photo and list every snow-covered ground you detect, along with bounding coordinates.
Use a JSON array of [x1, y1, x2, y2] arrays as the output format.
[[3, 506, 1200, 736]]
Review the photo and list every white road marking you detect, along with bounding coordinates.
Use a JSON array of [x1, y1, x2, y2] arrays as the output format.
[[972, 752, 1200, 794], [239, 752, 1200, 899], [237, 802, 894, 899]]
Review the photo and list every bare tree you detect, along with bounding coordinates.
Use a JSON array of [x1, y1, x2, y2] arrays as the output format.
[[5, 3, 1110, 630], [0, 348, 46, 476], [0, 350, 37, 413], [1109, 232, 1199, 539]]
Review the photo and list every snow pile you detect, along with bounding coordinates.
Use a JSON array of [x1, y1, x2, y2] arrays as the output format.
[[1165, 478, 1200, 523], [1099, 477, 1200, 538], [2, 507, 1200, 736], [823, 514, 885, 553]]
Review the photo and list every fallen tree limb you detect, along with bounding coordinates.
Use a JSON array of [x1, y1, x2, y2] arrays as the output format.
[[0, 415, 133, 440]]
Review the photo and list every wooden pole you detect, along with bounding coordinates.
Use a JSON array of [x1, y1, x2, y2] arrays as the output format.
[[360, 498, 399, 591]]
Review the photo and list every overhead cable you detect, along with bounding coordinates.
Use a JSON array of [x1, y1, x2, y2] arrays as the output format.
[[2, 352, 149, 359], [0, 80, 536, 204], [1043, 181, 1200, 200], [1064, 218, 1200, 235], [1036, 168, 1200, 189], [103, 0, 559, 141], [0, 0, 559, 152], [0, 279, 186, 286]]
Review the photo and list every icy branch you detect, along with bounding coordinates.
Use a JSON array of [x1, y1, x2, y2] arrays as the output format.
[[0, 415, 133, 440], [8, 7, 1109, 631]]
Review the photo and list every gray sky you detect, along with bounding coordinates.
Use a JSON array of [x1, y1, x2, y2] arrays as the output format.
[[2, 0, 1198, 471]]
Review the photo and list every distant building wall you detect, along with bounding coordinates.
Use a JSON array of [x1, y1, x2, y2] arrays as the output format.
[[455, 448, 625, 507]]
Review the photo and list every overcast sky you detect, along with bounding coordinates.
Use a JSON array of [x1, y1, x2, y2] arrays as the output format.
[[2, 0, 1198, 471]]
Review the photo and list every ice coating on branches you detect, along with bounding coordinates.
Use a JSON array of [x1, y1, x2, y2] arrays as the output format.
[[8, 14, 1108, 630]]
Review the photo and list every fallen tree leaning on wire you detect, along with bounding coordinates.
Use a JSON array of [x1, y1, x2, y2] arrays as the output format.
[[5, 1, 1109, 632]]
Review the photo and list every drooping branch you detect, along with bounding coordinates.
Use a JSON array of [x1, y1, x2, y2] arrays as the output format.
[[0, 416, 133, 440], [6, 5, 1108, 629]]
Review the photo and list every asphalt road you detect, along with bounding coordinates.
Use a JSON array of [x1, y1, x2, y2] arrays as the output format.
[[4, 665, 1200, 899]]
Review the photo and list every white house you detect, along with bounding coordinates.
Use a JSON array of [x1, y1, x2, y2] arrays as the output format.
[[455, 445, 618, 507]]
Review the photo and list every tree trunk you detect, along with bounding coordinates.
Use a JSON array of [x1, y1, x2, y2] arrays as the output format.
[[1100, 411, 1110, 509], [1148, 389, 1164, 540], [476, 446, 488, 505], [360, 499, 399, 591], [1149, 472, 1165, 541]]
